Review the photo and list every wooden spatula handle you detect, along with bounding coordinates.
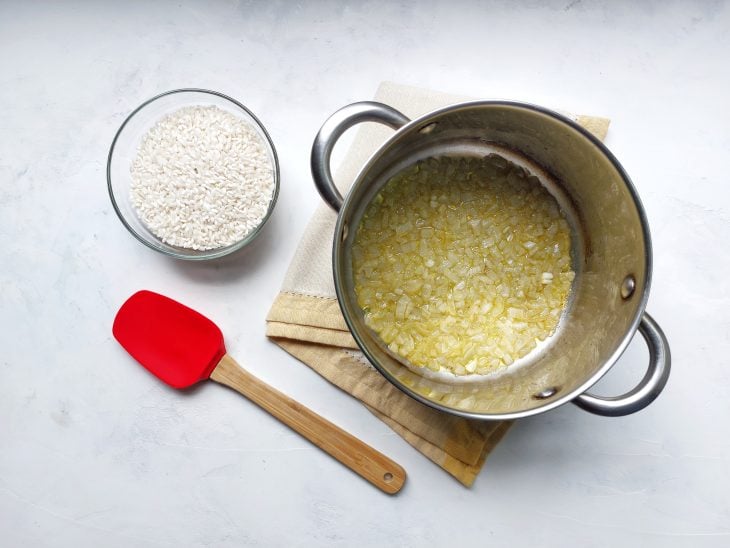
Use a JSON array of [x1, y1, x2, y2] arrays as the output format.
[[210, 354, 406, 494]]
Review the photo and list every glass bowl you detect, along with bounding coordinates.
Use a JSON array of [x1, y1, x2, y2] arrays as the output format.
[[107, 88, 280, 260]]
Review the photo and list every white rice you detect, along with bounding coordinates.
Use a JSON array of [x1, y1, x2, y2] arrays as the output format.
[[130, 105, 275, 250]]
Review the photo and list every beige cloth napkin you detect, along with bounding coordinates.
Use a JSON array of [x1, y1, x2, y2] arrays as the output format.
[[266, 82, 609, 486]]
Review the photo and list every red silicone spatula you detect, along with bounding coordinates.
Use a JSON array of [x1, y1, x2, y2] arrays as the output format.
[[113, 290, 405, 494]]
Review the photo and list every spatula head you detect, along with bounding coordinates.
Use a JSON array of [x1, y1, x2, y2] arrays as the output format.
[[113, 290, 227, 389]]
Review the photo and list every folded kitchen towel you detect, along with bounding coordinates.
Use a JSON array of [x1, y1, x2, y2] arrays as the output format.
[[266, 81, 610, 486]]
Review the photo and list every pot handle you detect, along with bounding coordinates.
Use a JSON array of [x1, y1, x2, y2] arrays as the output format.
[[573, 312, 671, 417], [311, 101, 411, 212]]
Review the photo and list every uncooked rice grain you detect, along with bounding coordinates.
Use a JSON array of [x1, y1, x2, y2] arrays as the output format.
[[130, 105, 275, 250]]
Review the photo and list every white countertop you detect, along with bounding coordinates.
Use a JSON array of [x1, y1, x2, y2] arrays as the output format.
[[2, 1, 729, 546]]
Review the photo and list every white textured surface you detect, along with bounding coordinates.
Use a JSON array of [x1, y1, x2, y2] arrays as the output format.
[[1, 1, 729, 546]]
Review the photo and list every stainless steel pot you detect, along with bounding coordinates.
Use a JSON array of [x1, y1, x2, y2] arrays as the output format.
[[311, 100, 670, 420]]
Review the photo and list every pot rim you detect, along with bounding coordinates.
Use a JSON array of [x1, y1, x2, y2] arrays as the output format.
[[332, 99, 653, 420]]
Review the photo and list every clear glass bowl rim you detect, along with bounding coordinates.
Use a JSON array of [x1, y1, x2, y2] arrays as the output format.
[[107, 88, 280, 260]]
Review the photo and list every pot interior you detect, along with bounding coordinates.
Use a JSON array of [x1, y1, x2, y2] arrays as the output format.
[[334, 102, 651, 419]]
